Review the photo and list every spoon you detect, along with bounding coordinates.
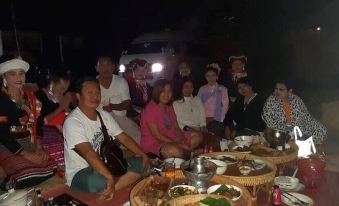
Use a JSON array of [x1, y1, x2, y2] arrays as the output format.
[[292, 168, 298, 178], [188, 152, 193, 169]]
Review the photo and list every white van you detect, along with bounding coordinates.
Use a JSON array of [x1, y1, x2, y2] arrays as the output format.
[[118, 31, 208, 86]]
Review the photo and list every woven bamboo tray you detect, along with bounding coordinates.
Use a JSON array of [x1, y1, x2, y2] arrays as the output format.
[[200, 152, 277, 187], [166, 194, 232, 206], [252, 142, 299, 165], [130, 170, 254, 206]]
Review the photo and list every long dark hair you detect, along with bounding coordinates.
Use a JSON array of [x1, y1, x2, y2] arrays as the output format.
[[175, 77, 195, 102], [237, 76, 255, 91]]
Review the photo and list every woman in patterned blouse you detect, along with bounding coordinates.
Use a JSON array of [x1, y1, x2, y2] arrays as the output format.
[[262, 79, 327, 144]]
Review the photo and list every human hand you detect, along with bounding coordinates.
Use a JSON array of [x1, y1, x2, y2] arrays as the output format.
[[97, 177, 115, 201], [176, 139, 190, 150], [35, 149, 50, 161], [176, 134, 190, 149], [59, 93, 72, 110], [141, 154, 150, 170], [21, 150, 45, 164], [102, 104, 113, 112]]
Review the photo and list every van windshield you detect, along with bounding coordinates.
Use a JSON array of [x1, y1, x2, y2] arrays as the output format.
[[126, 41, 168, 54]]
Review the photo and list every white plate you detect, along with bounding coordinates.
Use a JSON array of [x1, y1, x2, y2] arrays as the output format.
[[282, 183, 305, 192], [122, 201, 131, 206], [231, 145, 252, 154], [274, 176, 299, 190], [207, 184, 242, 201], [251, 160, 266, 170], [282, 192, 314, 206], [215, 155, 238, 165]]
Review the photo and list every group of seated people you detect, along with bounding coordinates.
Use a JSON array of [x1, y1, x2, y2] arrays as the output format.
[[0, 55, 327, 201]]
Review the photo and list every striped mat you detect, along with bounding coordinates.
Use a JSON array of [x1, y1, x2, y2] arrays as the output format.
[[42, 126, 64, 167]]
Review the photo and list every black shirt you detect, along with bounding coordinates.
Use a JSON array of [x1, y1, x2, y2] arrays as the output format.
[[35, 89, 59, 135], [0, 91, 30, 153], [224, 94, 266, 132]]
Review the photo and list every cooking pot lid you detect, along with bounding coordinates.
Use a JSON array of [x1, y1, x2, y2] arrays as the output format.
[[0, 189, 28, 204]]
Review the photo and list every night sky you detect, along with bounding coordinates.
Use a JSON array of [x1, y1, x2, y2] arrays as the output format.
[[0, 0, 338, 91]]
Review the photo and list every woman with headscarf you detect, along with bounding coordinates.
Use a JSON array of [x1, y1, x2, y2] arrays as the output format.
[[125, 59, 152, 117], [0, 58, 56, 189]]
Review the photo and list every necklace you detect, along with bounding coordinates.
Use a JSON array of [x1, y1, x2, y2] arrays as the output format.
[[244, 93, 257, 111], [2, 87, 30, 110]]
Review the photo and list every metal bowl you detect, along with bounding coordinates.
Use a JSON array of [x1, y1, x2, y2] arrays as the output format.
[[180, 158, 217, 193], [264, 128, 291, 148]]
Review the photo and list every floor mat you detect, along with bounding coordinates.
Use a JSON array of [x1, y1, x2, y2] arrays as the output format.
[[42, 126, 64, 167]]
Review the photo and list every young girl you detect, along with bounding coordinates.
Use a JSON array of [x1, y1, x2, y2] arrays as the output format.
[[197, 66, 229, 138]]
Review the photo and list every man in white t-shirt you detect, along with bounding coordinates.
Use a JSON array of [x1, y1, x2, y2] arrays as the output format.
[[63, 77, 149, 201], [95, 56, 141, 144]]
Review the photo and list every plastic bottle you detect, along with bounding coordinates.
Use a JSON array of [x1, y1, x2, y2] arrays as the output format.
[[272, 185, 282, 205]]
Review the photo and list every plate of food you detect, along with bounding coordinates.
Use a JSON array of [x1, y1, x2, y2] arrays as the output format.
[[134, 176, 171, 205], [184, 197, 232, 206], [215, 155, 238, 165], [200, 155, 212, 159], [207, 184, 242, 201], [282, 192, 314, 206], [166, 196, 232, 206], [231, 145, 252, 153], [168, 185, 198, 198]]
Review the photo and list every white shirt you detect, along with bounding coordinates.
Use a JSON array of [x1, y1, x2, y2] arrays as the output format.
[[173, 96, 206, 130], [99, 74, 130, 116], [63, 107, 123, 186]]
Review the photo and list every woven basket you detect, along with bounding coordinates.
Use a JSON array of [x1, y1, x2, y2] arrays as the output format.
[[130, 170, 254, 206], [258, 142, 298, 165], [200, 152, 277, 187], [166, 194, 232, 206]]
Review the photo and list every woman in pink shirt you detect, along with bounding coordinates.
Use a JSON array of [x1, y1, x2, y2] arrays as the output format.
[[140, 79, 203, 158], [197, 66, 229, 138]]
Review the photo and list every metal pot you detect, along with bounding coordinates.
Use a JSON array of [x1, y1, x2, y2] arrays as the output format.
[[264, 128, 291, 149]]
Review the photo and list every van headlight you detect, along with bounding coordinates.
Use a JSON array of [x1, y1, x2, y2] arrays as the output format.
[[151, 63, 163, 72], [119, 64, 126, 72]]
